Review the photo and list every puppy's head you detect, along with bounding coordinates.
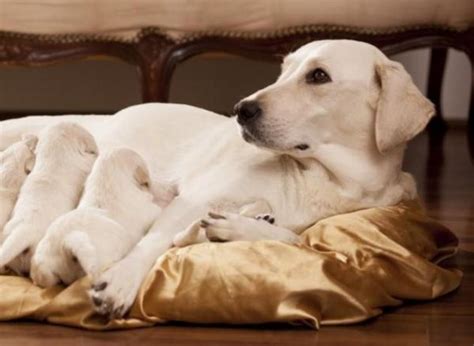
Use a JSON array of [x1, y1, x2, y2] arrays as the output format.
[[92, 147, 151, 190], [37, 122, 98, 169], [234, 40, 434, 157], [0, 134, 37, 190], [87, 147, 158, 215], [88, 148, 151, 198]]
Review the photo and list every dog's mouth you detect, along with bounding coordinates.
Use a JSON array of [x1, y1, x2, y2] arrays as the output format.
[[240, 125, 310, 153], [294, 144, 309, 151], [241, 127, 257, 143], [240, 125, 267, 146]]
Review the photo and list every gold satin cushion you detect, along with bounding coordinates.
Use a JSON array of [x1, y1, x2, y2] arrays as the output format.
[[0, 200, 462, 330]]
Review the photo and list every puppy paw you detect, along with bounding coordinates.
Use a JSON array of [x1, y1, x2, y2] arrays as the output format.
[[30, 259, 55, 288]]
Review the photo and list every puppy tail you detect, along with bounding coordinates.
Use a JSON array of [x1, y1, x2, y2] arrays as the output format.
[[63, 231, 99, 278], [0, 227, 32, 268]]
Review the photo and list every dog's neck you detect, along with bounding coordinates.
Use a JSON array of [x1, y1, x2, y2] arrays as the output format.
[[305, 143, 408, 201]]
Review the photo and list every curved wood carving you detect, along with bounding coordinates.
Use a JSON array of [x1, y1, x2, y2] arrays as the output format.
[[1, 26, 472, 101], [0, 26, 472, 157]]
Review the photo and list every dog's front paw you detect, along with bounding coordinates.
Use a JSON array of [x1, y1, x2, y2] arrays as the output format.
[[88, 259, 142, 319], [200, 211, 245, 242], [255, 213, 275, 224]]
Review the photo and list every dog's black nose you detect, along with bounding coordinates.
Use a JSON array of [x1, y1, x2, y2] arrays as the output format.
[[234, 100, 262, 125]]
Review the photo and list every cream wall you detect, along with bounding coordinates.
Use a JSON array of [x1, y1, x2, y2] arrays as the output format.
[[0, 48, 470, 119]]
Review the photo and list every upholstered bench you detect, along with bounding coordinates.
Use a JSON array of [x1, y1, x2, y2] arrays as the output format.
[[0, 0, 473, 144]]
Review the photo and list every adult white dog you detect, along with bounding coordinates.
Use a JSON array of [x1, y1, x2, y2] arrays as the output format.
[[0, 40, 434, 317], [31, 147, 160, 289], [0, 122, 98, 276], [0, 135, 37, 232]]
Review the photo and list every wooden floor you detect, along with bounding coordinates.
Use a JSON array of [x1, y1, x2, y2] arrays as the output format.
[[0, 128, 472, 346]]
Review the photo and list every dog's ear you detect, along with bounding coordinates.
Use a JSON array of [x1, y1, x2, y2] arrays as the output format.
[[134, 163, 151, 190], [374, 60, 435, 153]]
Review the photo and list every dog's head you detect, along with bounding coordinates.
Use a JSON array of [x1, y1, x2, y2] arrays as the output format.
[[234, 40, 434, 157]]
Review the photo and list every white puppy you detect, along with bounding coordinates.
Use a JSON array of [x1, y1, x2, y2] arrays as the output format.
[[0, 135, 38, 231], [31, 147, 160, 288], [0, 122, 98, 276], [0, 40, 434, 317]]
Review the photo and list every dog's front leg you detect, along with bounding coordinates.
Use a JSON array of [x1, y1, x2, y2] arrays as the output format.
[[89, 196, 208, 318]]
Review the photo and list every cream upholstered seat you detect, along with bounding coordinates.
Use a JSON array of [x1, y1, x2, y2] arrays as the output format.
[[0, 0, 473, 38]]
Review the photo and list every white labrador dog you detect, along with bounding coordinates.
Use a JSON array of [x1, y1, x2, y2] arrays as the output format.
[[31, 147, 160, 288], [0, 135, 37, 231], [0, 122, 98, 276], [0, 40, 433, 317]]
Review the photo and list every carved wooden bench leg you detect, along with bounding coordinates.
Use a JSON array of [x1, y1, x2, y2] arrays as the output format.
[[136, 33, 177, 103], [469, 50, 474, 161], [427, 48, 448, 135]]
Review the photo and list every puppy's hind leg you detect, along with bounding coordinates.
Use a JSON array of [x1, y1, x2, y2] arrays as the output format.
[[0, 226, 32, 272], [63, 231, 99, 279]]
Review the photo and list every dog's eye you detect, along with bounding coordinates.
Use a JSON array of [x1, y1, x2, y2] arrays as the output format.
[[306, 68, 331, 84]]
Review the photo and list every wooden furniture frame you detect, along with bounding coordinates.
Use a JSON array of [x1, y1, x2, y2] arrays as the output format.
[[0, 25, 473, 154]]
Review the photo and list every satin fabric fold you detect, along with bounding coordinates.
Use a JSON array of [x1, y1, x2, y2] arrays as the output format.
[[0, 200, 462, 330]]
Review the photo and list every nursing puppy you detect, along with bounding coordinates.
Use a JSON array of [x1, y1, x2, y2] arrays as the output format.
[[0, 135, 38, 231], [31, 148, 159, 288], [0, 122, 98, 276]]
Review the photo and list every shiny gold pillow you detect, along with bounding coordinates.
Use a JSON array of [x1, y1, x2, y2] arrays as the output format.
[[0, 200, 462, 330]]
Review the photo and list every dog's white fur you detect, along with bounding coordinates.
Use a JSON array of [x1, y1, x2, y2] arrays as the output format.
[[31, 147, 160, 288], [0, 122, 98, 275], [0, 135, 38, 232], [0, 40, 434, 317]]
